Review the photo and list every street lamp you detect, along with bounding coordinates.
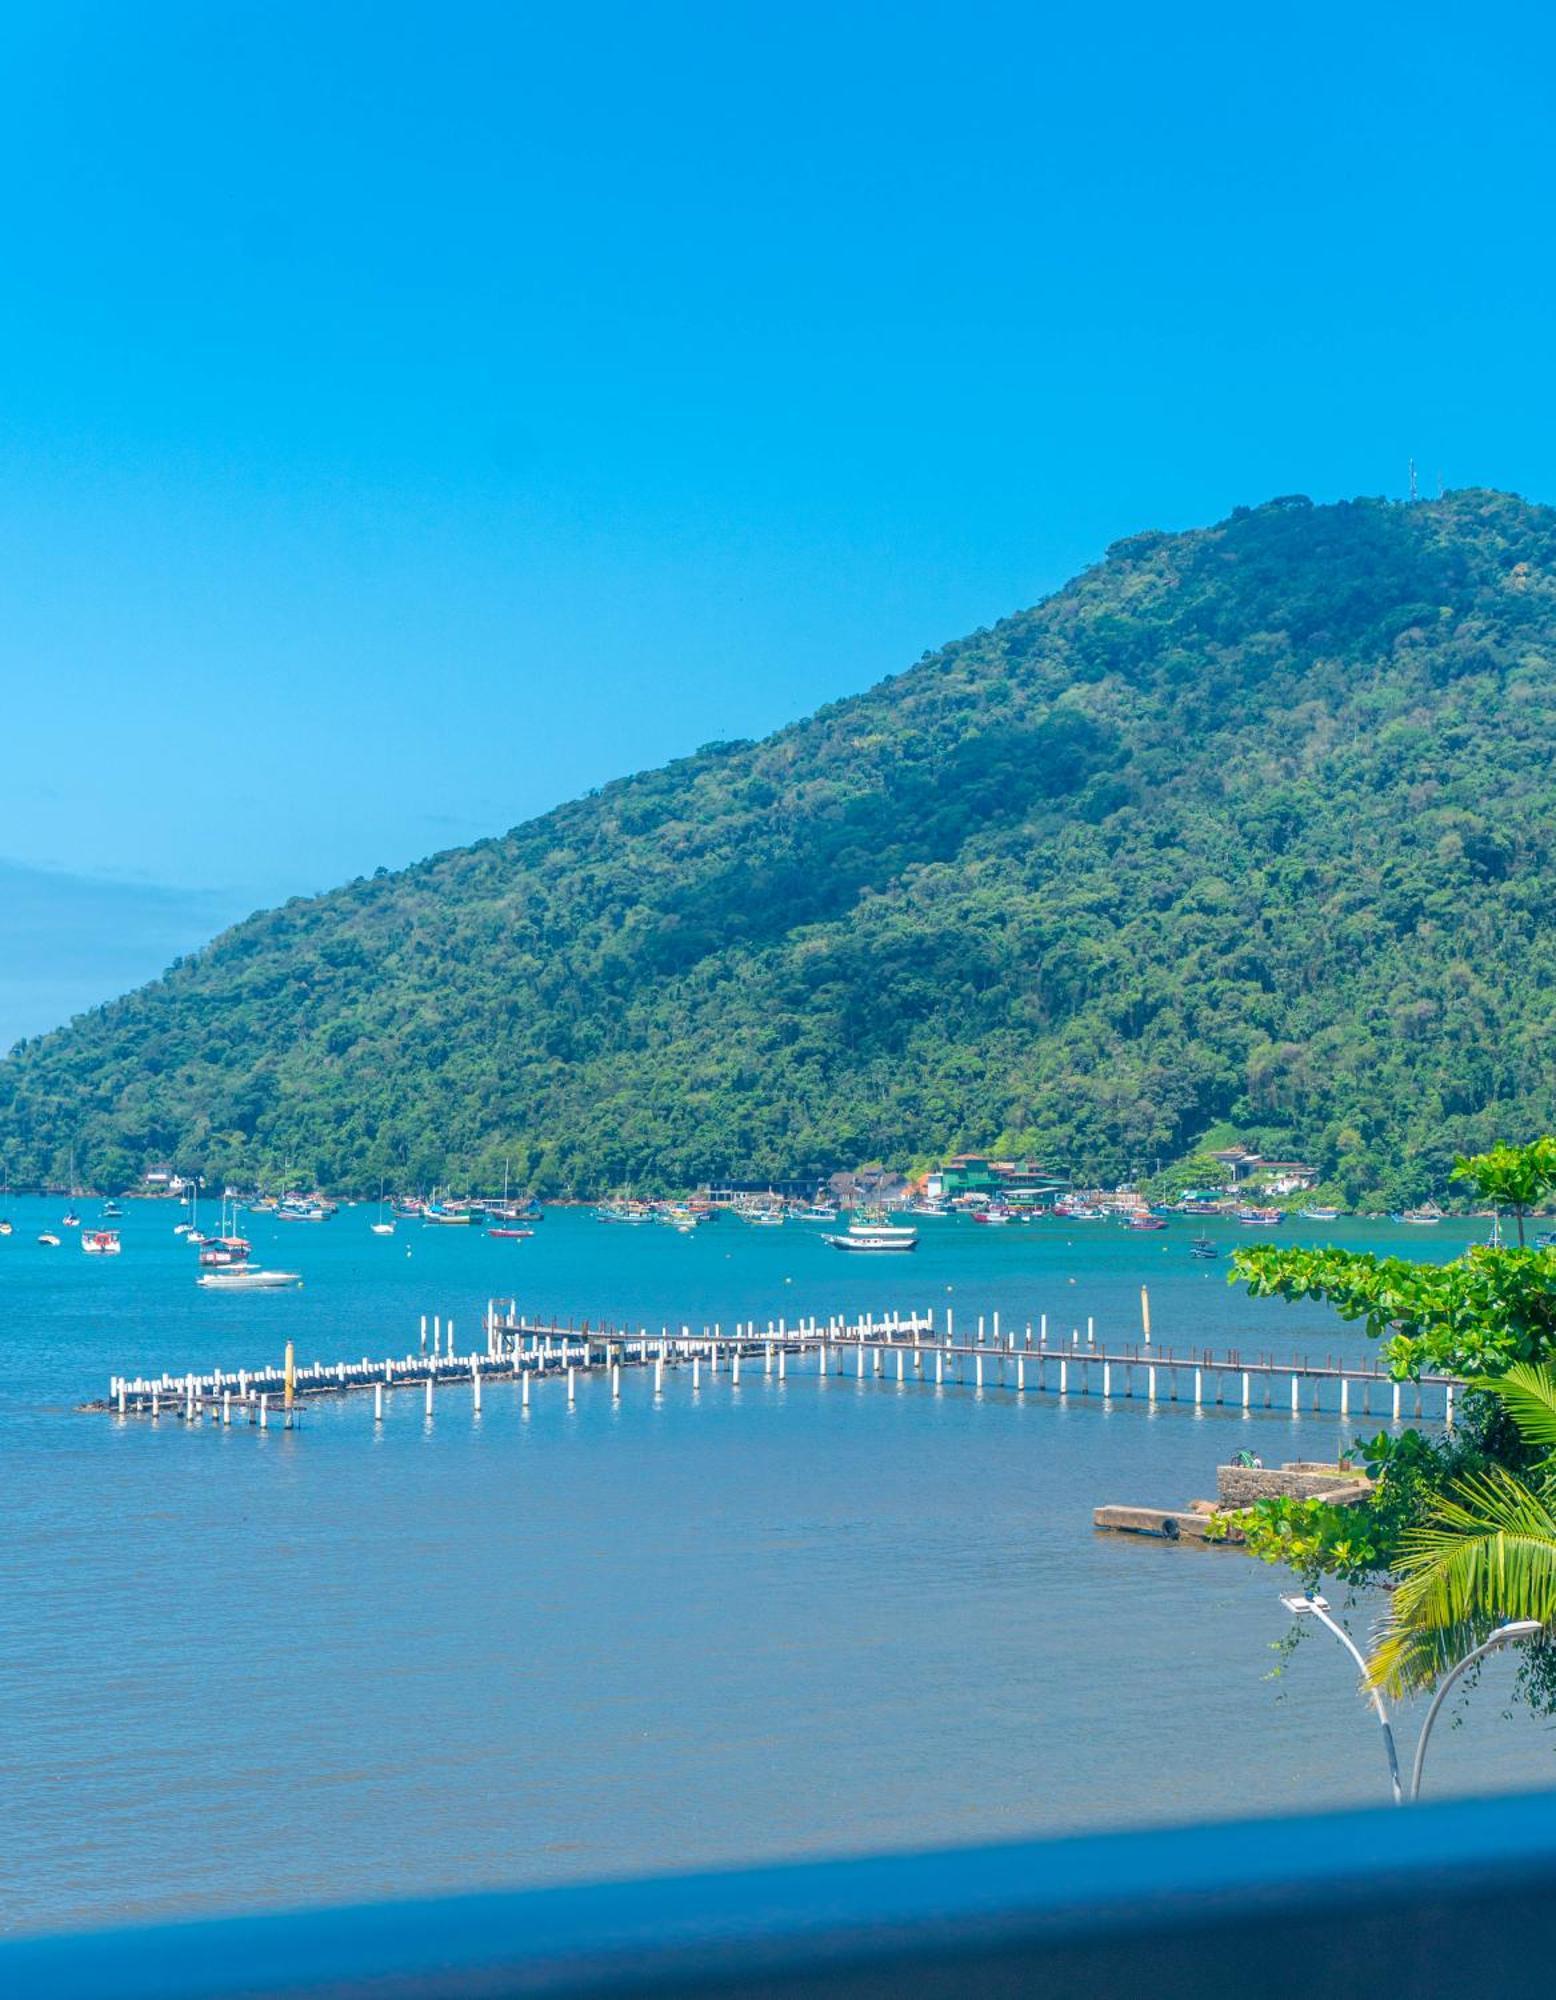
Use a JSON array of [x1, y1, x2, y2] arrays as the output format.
[[1409, 1619, 1544, 1801], [1282, 1593, 1402, 1805]]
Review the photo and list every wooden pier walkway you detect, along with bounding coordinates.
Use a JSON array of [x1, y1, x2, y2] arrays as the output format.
[[90, 1298, 1460, 1430]]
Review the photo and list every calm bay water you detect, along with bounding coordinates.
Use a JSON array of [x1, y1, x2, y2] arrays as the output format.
[[1, 1199, 1548, 1934]]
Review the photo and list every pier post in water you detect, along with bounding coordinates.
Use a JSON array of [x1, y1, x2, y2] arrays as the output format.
[[425, 1377, 434, 1417], [374, 1383, 384, 1423], [258, 1393, 267, 1429], [1291, 1375, 1300, 1414], [567, 1365, 576, 1404]]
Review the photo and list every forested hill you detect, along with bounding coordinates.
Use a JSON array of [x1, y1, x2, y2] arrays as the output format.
[[6, 489, 1556, 1206]]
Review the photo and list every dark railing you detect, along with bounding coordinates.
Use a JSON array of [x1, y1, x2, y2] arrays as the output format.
[[6, 1787, 1556, 1998]]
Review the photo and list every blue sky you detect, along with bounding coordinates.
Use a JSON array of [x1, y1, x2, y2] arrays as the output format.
[[1, 2, 1553, 1045]]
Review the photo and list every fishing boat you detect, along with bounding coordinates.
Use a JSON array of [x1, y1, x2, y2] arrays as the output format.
[[198, 1235, 252, 1267], [1400, 1206, 1443, 1226], [1190, 1236, 1219, 1259], [196, 1266, 301, 1291], [37, 1233, 61, 1247], [1235, 1206, 1283, 1227], [823, 1215, 918, 1252], [793, 1203, 839, 1223], [81, 1227, 122, 1255], [487, 1226, 533, 1240], [1127, 1212, 1168, 1231], [970, 1206, 1014, 1226], [422, 1201, 476, 1225], [1299, 1206, 1340, 1222]]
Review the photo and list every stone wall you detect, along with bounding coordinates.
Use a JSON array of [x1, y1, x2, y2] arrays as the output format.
[[1216, 1462, 1371, 1508]]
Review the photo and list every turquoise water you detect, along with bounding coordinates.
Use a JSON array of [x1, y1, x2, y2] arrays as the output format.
[[1, 1199, 1547, 1933]]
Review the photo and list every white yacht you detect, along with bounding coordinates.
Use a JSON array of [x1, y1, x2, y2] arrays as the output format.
[[823, 1215, 918, 1252]]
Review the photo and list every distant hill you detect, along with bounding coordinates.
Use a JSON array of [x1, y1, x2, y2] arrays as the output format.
[[5, 489, 1556, 1207]]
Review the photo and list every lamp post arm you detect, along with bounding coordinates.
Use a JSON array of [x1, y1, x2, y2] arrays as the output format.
[[1306, 1602, 1403, 1806], [1410, 1631, 1508, 1801]]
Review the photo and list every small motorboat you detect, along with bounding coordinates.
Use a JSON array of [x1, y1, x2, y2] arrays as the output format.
[[0, 1218, 12, 1236], [1299, 1206, 1340, 1222], [196, 1266, 302, 1291], [102, 1200, 123, 1218], [60, 1211, 81, 1228], [37, 1232, 61, 1247], [824, 1217, 919, 1252], [1190, 1236, 1219, 1260], [81, 1228, 122, 1255]]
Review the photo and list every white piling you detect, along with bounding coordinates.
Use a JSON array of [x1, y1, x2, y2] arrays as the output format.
[[612, 1362, 621, 1399], [1291, 1376, 1301, 1414], [223, 1390, 232, 1426], [778, 1347, 787, 1380], [975, 1352, 984, 1389], [568, 1365, 577, 1404], [257, 1392, 266, 1428], [1392, 1381, 1402, 1423], [1103, 1361, 1112, 1397], [935, 1349, 944, 1384], [374, 1383, 384, 1423], [1340, 1377, 1349, 1418], [654, 1357, 664, 1394], [692, 1356, 701, 1390], [1040, 1313, 1048, 1345], [1194, 1368, 1202, 1407], [1242, 1371, 1250, 1409], [522, 1370, 531, 1408], [425, 1377, 434, 1416], [1148, 1365, 1157, 1403], [1059, 1358, 1068, 1396], [473, 1368, 483, 1414], [1445, 1383, 1456, 1429]]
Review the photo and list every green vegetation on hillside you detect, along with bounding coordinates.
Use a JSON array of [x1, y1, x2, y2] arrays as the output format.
[[5, 489, 1556, 1197]]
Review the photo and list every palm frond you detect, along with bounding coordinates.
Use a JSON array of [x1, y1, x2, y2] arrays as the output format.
[[1366, 1464, 1556, 1693], [1467, 1362, 1556, 1463]]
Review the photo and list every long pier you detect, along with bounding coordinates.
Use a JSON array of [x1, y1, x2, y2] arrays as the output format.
[[90, 1299, 1460, 1429]]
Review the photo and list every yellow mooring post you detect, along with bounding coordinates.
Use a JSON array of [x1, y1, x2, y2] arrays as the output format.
[[284, 1340, 296, 1428], [1141, 1285, 1152, 1348]]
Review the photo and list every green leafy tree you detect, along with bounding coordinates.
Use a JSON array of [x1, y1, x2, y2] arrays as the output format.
[[1232, 1241, 1556, 1379], [1451, 1138, 1556, 1247]]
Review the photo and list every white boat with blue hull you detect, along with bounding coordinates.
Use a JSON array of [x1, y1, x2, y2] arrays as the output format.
[[823, 1217, 918, 1252]]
